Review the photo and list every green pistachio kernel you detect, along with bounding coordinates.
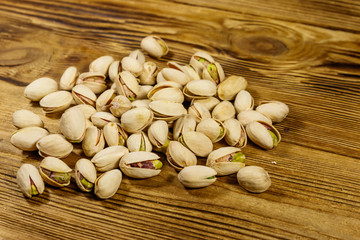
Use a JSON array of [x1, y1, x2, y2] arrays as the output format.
[[128, 96, 135, 101], [153, 160, 163, 170], [52, 172, 71, 184], [218, 126, 224, 138], [119, 135, 125, 146], [231, 152, 246, 163], [30, 184, 39, 195], [156, 39, 168, 54], [198, 58, 205, 63], [268, 130, 278, 147], [80, 178, 93, 190], [155, 139, 170, 154], [206, 176, 215, 180], [207, 63, 218, 81], [139, 135, 146, 151]]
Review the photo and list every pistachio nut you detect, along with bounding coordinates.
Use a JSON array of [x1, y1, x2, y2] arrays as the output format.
[[39, 91, 73, 114], [121, 56, 143, 77], [188, 102, 211, 123], [202, 61, 225, 84], [39, 157, 72, 187], [147, 120, 170, 152], [140, 35, 169, 58], [159, 68, 190, 86], [91, 111, 119, 128], [115, 71, 140, 100], [139, 61, 158, 85], [103, 122, 128, 146], [206, 147, 245, 176], [96, 89, 116, 112], [234, 90, 254, 113], [109, 95, 132, 117], [256, 101, 289, 123], [189, 51, 214, 75], [246, 121, 281, 150], [17, 164, 45, 198], [60, 107, 86, 142], [183, 64, 200, 81], [12, 109, 43, 129], [166, 141, 197, 170], [129, 49, 146, 65], [59, 66, 78, 90], [120, 107, 153, 133], [237, 166, 271, 193], [36, 134, 73, 158], [75, 158, 97, 192], [85, 119, 94, 129], [72, 104, 96, 120], [178, 166, 217, 188], [137, 85, 153, 100], [77, 72, 107, 94], [217, 75, 248, 101], [131, 99, 150, 109], [94, 169, 122, 199], [24, 77, 58, 101], [89, 55, 114, 76], [10, 127, 49, 151], [127, 131, 152, 152], [178, 131, 213, 157], [183, 79, 217, 100], [196, 118, 226, 143], [91, 146, 129, 172], [149, 100, 187, 121], [172, 114, 196, 140], [119, 151, 162, 179], [108, 60, 122, 82], [223, 118, 247, 148], [192, 97, 220, 111], [237, 110, 272, 126], [147, 81, 182, 98], [212, 100, 236, 122], [72, 84, 97, 106], [82, 126, 105, 157], [149, 86, 184, 103]]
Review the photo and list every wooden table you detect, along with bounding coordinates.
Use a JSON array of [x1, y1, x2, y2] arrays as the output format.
[[1, 0, 359, 239]]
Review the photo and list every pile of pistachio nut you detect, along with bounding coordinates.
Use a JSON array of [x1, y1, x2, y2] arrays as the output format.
[[11, 35, 289, 199]]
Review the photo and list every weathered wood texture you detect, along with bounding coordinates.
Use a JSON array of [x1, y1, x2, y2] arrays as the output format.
[[0, 0, 359, 239]]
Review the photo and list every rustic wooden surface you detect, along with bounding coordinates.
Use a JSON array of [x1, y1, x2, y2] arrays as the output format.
[[0, 0, 359, 239]]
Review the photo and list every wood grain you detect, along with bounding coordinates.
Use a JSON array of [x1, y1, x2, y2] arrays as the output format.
[[0, 0, 360, 239]]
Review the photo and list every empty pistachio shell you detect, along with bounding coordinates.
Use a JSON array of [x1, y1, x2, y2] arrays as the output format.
[[109, 95, 132, 117], [91, 146, 129, 172], [39, 157, 72, 187], [24, 77, 58, 101], [237, 166, 271, 193], [115, 71, 140, 100], [103, 122, 128, 146], [183, 79, 217, 99], [149, 100, 187, 121], [188, 102, 211, 123], [36, 134, 73, 158], [77, 72, 107, 94], [127, 131, 153, 152], [234, 90, 254, 113], [82, 126, 105, 157], [192, 97, 220, 111], [17, 164, 45, 198], [202, 61, 225, 84], [196, 118, 226, 143], [91, 111, 119, 128], [129, 49, 146, 65], [178, 166, 217, 188], [141, 35, 169, 58], [10, 127, 49, 151], [256, 101, 289, 123], [75, 159, 97, 192], [120, 107, 153, 133], [137, 85, 153, 100], [217, 75, 248, 101], [139, 61, 158, 85], [60, 66, 78, 90], [94, 169, 122, 199], [89, 55, 114, 75], [237, 110, 272, 126], [121, 56, 143, 77], [189, 51, 214, 75], [119, 151, 162, 179], [223, 118, 247, 148], [72, 84, 97, 106], [108, 60, 122, 82], [12, 109, 43, 129], [39, 91, 73, 114], [166, 141, 197, 170], [173, 114, 197, 140], [212, 101, 236, 122], [206, 147, 245, 176], [72, 104, 96, 120], [246, 121, 281, 150], [96, 89, 116, 112], [147, 120, 169, 151], [60, 107, 86, 142], [179, 131, 213, 157]]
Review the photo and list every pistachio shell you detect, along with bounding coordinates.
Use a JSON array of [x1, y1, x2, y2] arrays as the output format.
[[72, 104, 96, 120], [72, 84, 97, 106], [109, 95, 132, 117], [127, 132, 152, 152], [148, 87, 184, 103], [188, 102, 211, 123], [10, 127, 49, 151], [234, 90, 254, 113], [91, 111, 119, 128], [256, 101, 289, 123], [202, 61, 225, 84], [206, 147, 245, 176], [131, 99, 150, 109], [246, 121, 281, 150], [89, 56, 114, 75], [137, 85, 153, 100], [60, 66, 78, 90], [192, 97, 220, 111], [160, 68, 190, 86], [115, 71, 140, 100], [173, 114, 197, 140], [108, 60, 121, 82], [212, 101, 236, 122], [91, 146, 129, 172], [147, 120, 169, 148], [103, 122, 128, 146], [60, 107, 86, 142], [178, 166, 217, 188], [237, 166, 271, 193], [12, 110, 43, 129], [39, 157, 72, 187], [94, 169, 122, 199], [223, 118, 247, 148], [82, 126, 105, 157], [129, 49, 146, 65], [17, 164, 45, 198], [166, 141, 197, 170], [96, 89, 116, 112], [77, 72, 107, 94], [121, 56, 143, 77], [75, 159, 97, 192], [120, 107, 153, 133], [217, 75, 248, 101], [179, 131, 213, 157], [237, 110, 272, 126], [196, 118, 226, 143], [36, 134, 73, 158], [141, 35, 169, 58], [39, 91, 73, 114], [189, 51, 214, 74], [119, 151, 162, 178], [24, 77, 58, 101], [183, 79, 217, 99], [139, 61, 158, 85], [149, 100, 187, 120], [183, 64, 200, 81]]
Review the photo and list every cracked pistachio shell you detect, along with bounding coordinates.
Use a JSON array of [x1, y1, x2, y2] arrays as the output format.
[[12, 109, 43, 129], [127, 131, 152, 152], [237, 110, 272, 126], [131, 99, 150, 109], [108, 60, 122, 82], [196, 118, 226, 143], [39, 157, 72, 187], [82, 126, 105, 157], [109, 95, 132, 117], [212, 101, 236, 122], [75, 158, 97, 192], [141, 35, 168, 58], [206, 147, 245, 176], [147, 120, 169, 149], [166, 141, 197, 170], [72, 104, 96, 120], [183, 64, 200, 81], [234, 90, 254, 113], [246, 121, 281, 150], [119, 151, 162, 179], [60, 107, 86, 142], [173, 114, 196, 140], [202, 61, 225, 84], [160, 68, 190, 86], [39, 91, 73, 114], [103, 122, 128, 147], [217, 75, 248, 101], [178, 166, 217, 188], [149, 100, 187, 121], [256, 101, 289, 123], [237, 166, 271, 193], [91, 111, 119, 128], [36, 134, 73, 158], [188, 102, 211, 123], [121, 56, 143, 77], [91, 146, 129, 172], [24, 77, 58, 101], [148, 87, 184, 103], [137, 85, 153, 100], [223, 118, 247, 148], [120, 107, 153, 133], [60, 66, 78, 90], [77, 72, 107, 94], [17, 164, 45, 198], [94, 169, 122, 199], [183, 79, 217, 100], [10, 127, 49, 151], [115, 71, 140, 100], [129, 49, 146, 65], [139, 61, 158, 85], [72, 84, 97, 106], [189, 51, 214, 75], [147, 81, 182, 98], [192, 97, 220, 111], [179, 131, 213, 157], [96, 89, 116, 112], [89, 55, 114, 76]]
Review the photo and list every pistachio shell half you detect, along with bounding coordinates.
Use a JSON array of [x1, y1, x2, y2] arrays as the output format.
[[206, 147, 245, 176], [256, 101, 289, 123], [72, 84, 97, 107], [89, 55, 114, 76], [223, 118, 247, 148], [36, 134, 73, 158], [166, 141, 197, 170], [212, 101, 236, 122], [217, 75, 248, 101], [246, 121, 281, 150], [39, 91, 73, 114], [127, 131, 153, 152], [196, 118, 226, 143], [120, 107, 153, 133], [60, 66, 78, 90], [103, 122, 128, 147], [12, 109, 43, 129], [178, 166, 217, 188], [139, 61, 158, 85], [10, 127, 49, 151], [94, 169, 122, 199], [237, 166, 271, 193], [60, 107, 86, 142], [91, 111, 119, 128], [141, 35, 169, 58], [179, 131, 213, 157], [24, 77, 58, 101], [82, 126, 105, 157], [91, 146, 129, 172], [234, 90, 254, 113]]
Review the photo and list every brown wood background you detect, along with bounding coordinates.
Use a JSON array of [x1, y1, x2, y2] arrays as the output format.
[[0, 0, 360, 239]]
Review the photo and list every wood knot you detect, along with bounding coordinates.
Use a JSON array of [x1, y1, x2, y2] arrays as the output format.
[[236, 36, 288, 56], [0, 47, 42, 66]]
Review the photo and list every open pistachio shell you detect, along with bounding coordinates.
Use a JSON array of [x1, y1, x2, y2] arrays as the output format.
[[141, 35, 169, 58], [94, 169, 122, 199], [189, 51, 214, 75], [24, 77, 58, 101], [246, 121, 281, 150], [137, 85, 153, 100], [179, 131, 213, 157], [108, 60, 122, 82], [202, 61, 225, 84], [127, 131, 153, 152], [166, 141, 197, 171], [91, 146, 129, 172], [39, 91, 73, 114], [75, 159, 97, 192], [96, 89, 116, 112], [139, 61, 158, 85], [149, 100, 187, 121], [36, 134, 73, 158], [109, 95, 132, 117], [82, 126, 105, 157], [115, 71, 140, 100], [129, 49, 146, 65], [77, 72, 107, 94], [206, 147, 245, 176], [256, 101, 289, 123], [173, 114, 197, 140], [39, 157, 72, 187], [237, 110, 272, 126], [60, 66, 78, 90], [234, 90, 254, 113], [89, 55, 114, 76], [103, 122, 128, 147], [12, 109, 43, 129], [121, 56, 143, 77], [183, 64, 200, 81], [223, 118, 247, 148], [188, 102, 211, 123], [237, 166, 271, 193], [212, 101, 236, 122], [192, 97, 220, 111], [120, 107, 153, 133], [196, 118, 226, 143], [91, 111, 119, 128], [217, 75, 248, 101], [178, 166, 217, 188], [148, 87, 184, 103], [60, 107, 86, 142], [183, 79, 217, 99], [147, 120, 169, 150], [17, 164, 45, 198], [72, 104, 96, 120], [72, 84, 97, 107], [10, 127, 49, 151]]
